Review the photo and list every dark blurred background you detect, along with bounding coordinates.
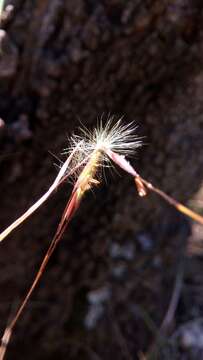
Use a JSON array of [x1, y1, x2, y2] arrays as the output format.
[[0, 0, 203, 359]]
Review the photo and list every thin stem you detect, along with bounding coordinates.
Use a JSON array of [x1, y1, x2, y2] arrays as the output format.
[[0, 142, 85, 243], [0, 190, 79, 360], [0, 147, 101, 359], [139, 176, 203, 225], [106, 149, 203, 225], [0, 0, 4, 18]]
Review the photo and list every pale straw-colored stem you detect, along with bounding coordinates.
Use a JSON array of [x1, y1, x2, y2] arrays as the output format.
[[0, 142, 84, 243], [0, 147, 102, 359], [0, 0, 4, 18]]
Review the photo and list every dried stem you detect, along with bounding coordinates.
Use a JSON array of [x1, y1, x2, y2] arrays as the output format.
[[106, 149, 203, 225], [0, 191, 78, 360], [139, 177, 203, 225], [0, 121, 202, 359], [0, 142, 86, 243], [0, 148, 102, 359], [0, 0, 4, 19]]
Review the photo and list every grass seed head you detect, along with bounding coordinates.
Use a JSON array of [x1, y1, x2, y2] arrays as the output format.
[[79, 117, 142, 155], [64, 117, 142, 186]]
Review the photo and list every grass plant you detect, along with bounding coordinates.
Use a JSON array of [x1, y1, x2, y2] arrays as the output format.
[[0, 118, 203, 359]]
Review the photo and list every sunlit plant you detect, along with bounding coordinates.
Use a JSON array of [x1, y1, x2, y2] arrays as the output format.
[[0, 118, 203, 359]]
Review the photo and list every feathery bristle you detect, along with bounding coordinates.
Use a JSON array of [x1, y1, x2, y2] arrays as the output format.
[[63, 118, 142, 180], [79, 117, 142, 154]]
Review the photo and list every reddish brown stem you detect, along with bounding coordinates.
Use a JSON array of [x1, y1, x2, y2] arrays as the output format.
[[106, 149, 203, 225], [0, 190, 80, 360], [139, 177, 203, 225]]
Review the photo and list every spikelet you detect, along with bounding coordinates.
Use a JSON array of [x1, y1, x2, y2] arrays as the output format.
[[0, 118, 141, 244], [69, 117, 141, 155], [63, 117, 142, 183]]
